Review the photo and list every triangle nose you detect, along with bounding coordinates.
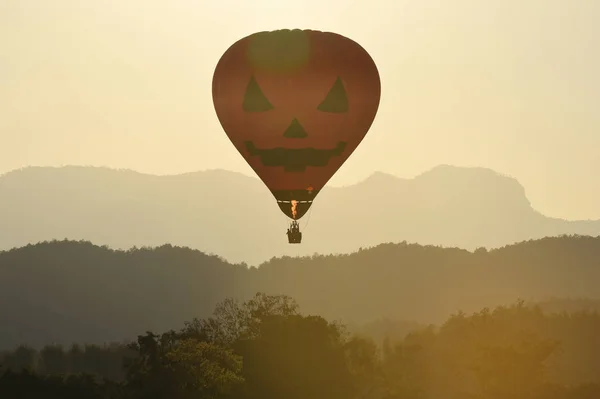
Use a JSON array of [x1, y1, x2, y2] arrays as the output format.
[[283, 118, 308, 138]]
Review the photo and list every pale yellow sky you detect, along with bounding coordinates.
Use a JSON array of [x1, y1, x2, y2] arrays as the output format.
[[1, 0, 599, 220]]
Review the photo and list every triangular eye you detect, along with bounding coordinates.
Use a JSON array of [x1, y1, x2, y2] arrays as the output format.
[[243, 76, 274, 112], [317, 76, 348, 113]]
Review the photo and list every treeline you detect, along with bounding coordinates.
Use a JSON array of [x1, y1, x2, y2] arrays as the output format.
[[1, 293, 600, 399], [3, 236, 600, 349], [0, 343, 132, 381]]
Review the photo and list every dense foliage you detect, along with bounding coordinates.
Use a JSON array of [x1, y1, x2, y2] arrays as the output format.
[[1, 293, 599, 399]]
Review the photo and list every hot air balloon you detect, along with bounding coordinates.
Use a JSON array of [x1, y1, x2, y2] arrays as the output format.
[[212, 29, 381, 243]]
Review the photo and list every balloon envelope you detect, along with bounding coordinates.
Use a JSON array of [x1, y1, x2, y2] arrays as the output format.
[[212, 29, 381, 219]]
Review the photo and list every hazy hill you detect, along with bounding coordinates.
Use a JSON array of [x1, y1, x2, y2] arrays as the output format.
[[1, 165, 599, 264], [1, 237, 600, 349]]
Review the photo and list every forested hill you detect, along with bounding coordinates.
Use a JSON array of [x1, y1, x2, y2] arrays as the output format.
[[1, 235, 600, 349]]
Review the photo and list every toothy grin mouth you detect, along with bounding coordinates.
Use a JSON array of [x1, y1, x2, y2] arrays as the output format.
[[244, 141, 347, 172]]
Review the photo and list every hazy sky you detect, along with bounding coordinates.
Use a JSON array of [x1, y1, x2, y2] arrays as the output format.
[[1, 0, 599, 220]]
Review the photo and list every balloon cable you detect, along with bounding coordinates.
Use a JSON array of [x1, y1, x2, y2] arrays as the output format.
[[302, 205, 314, 231]]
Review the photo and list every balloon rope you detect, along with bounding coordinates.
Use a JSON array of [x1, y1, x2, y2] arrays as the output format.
[[302, 205, 314, 230]]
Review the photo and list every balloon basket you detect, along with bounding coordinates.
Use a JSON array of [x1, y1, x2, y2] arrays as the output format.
[[287, 231, 302, 244], [286, 220, 302, 244]]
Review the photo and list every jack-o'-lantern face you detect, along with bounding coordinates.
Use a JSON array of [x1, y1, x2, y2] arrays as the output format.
[[212, 29, 381, 219]]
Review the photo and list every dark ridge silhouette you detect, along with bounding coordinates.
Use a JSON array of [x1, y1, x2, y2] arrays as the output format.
[[1, 165, 599, 265], [1, 236, 600, 351]]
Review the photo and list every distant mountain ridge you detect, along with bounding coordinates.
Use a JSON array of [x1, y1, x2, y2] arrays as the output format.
[[1, 165, 599, 264]]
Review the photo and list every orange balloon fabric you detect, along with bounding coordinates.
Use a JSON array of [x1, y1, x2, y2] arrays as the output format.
[[212, 29, 381, 219]]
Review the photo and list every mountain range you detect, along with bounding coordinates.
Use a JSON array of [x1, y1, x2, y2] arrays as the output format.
[[1, 165, 599, 264], [1, 237, 600, 350]]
